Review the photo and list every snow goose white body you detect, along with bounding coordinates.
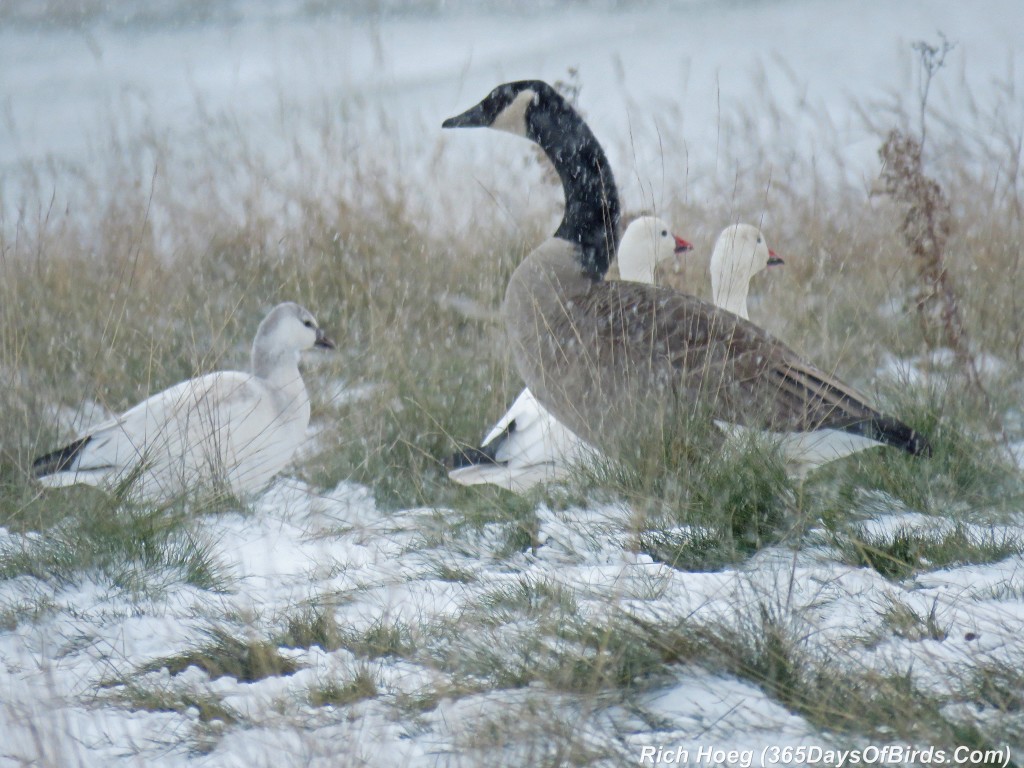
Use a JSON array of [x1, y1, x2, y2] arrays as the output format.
[[33, 302, 335, 501]]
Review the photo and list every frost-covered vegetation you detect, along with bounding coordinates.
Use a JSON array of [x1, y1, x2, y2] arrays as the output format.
[[2, 11, 1024, 767]]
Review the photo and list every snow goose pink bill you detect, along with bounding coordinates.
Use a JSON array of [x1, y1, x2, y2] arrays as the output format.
[[443, 81, 931, 466], [447, 216, 693, 492], [33, 302, 336, 502]]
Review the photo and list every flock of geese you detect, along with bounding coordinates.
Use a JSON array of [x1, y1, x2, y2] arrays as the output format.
[[32, 79, 931, 504]]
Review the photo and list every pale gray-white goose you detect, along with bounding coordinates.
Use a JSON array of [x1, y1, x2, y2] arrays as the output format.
[[33, 302, 335, 502], [447, 216, 692, 492], [710, 223, 784, 320], [442, 80, 930, 460]]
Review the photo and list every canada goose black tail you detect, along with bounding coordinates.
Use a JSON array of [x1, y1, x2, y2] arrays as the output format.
[[843, 417, 932, 457], [32, 436, 92, 477], [444, 421, 515, 470]]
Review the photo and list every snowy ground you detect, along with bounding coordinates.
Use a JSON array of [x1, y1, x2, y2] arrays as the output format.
[[2, 467, 1023, 766], [3, 1, 1024, 765]]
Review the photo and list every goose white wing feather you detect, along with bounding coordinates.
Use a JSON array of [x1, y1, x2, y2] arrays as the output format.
[[447, 389, 597, 493], [38, 371, 308, 499]]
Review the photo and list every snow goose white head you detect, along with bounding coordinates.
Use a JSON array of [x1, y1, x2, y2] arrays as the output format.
[[617, 216, 692, 283], [252, 302, 336, 379], [710, 224, 783, 320]]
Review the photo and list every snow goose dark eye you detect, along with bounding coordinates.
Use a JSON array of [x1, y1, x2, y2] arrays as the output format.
[[661, 230, 668, 237], [303, 319, 315, 329]]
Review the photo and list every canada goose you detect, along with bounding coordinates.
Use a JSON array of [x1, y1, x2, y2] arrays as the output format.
[[33, 302, 336, 502], [447, 216, 692, 492], [442, 81, 930, 461]]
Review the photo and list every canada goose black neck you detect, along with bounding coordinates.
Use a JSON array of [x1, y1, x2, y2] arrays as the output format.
[[526, 86, 619, 279], [444, 81, 620, 280]]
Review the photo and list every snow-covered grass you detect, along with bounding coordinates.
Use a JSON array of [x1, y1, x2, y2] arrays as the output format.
[[3, 8, 1024, 765]]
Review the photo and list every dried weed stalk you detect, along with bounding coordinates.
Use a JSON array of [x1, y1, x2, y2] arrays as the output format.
[[878, 129, 968, 361], [878, 128, 1008, 448], [877, 35, 987, 391], [910, 33, 955, 148]]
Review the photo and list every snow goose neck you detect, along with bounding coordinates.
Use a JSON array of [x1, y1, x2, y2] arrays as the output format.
[[711, 223, 784, 320], [443, 81, 931, 460], [446, 216, 691, 492], [33, 302, 336, 502]]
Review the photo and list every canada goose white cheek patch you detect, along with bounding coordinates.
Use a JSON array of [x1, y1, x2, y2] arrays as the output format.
[[491, 89, 536, 137]]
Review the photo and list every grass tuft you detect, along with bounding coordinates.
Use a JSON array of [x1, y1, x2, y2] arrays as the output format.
[[640, 607, 1001, 746], [572, 424, 796, 570], [141, 627, 300, 683], [969, 662, 1024, 715], [833, 522, 1023, 581], [112, 681, 240, 725], [879, 596, 949, 642], [278, 607, 416, 661], [104, 679, 241, 757], [309, 667, 379, 708], [0, 494, 230, 595], [810, 385, 1024, 519]]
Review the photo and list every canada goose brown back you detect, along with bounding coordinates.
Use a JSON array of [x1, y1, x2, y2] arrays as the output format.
[[502, 240, 921, 453], [447, 216, 691, 492]]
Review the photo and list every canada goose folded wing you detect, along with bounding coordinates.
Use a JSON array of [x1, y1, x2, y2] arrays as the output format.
[[764, 359, 929, 453], [540, 279, 930, 456]]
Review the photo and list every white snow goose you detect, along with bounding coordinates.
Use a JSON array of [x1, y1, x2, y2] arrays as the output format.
[[710, 223, 784, 320], [447, 216, 693, 492], [32, 302, 335, 502], [442, 80, 931, 461]]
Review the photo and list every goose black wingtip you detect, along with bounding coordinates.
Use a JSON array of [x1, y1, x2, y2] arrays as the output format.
[[907, 430, 933, 458], [843, 416, 933, 458], [444, 419, 516, 471], [882, 420, 933, 458], [444, 445, 503, 471], [32, 436, 91, 478]]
